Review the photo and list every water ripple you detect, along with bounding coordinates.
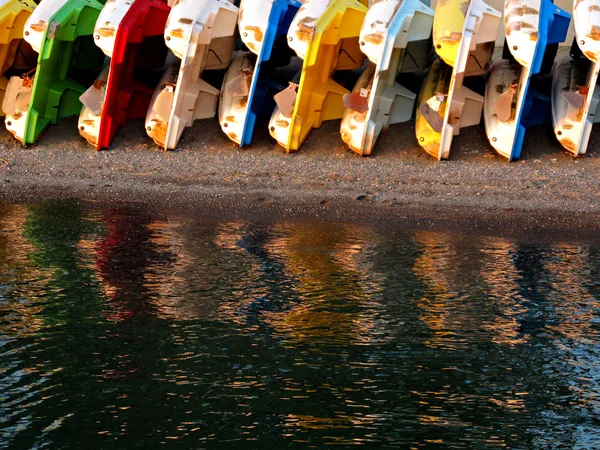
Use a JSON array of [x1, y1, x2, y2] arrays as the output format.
[[0, 202, 599, 448]]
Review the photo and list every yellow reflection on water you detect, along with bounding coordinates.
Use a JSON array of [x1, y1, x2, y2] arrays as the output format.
[[479, 237, 529, 346], [543, 244, 596, 342], [257, 224, 383, 346], [279, 413, 380, 445], [541, 243, 599, 409], [412, 231, 488, 350], [0, 205, 50, 337]]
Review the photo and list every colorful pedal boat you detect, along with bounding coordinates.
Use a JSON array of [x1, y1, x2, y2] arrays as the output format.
[[484, 0, 570, 161], [551, 0, 600, 156], [0, 0, 37, 117], [3, 0, 107, 145], [268, 0, 368, 152], [552, 57, 600, 156], [78, 0, 172, 149], [145, 0, 238, 150], [340, 0, 434, 156], [415, 0, 501, 160], [218, 0, 301, 147]]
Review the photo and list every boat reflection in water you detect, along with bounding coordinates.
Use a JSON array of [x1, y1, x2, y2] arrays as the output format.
[[0, 201, 599, 448]]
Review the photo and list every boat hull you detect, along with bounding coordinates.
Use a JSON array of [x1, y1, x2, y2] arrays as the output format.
[[4, 0, 107, 145], [268, 0, 368, 152], [218, 0, 300, 147], [416, 0, 501, 160], [484, 0, 570, 161], [0, 0, 37, 117], [340, 0, 434, 156], [550, 0, 600, 156], [78, 0, 171, 150], [145, 0, 238, 150]]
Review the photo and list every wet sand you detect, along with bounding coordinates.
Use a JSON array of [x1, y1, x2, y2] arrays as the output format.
[[0, 109, 599, 238]]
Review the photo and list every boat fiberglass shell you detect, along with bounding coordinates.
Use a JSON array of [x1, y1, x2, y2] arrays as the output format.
[[218, 0, 301, 147], [268, 0, 368, 152], [484, 0, 570, 161], [551, 0, 600, 156], [552, 56, 600, 155], [3, 0, 107, 145], [0, 0, 37, 116], [339, 0, 434, 156], [78, 0, 171, 149], [415, 0, 501, 160], [145, 0, 238, 150]]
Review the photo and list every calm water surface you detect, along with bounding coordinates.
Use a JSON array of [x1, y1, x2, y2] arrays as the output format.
[[1, 201, 599, 448]]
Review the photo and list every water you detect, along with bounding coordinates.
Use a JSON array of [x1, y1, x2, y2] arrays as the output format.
[[1, 201, 599, 449]]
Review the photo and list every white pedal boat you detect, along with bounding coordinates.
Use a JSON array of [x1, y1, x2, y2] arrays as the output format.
[[551, 0, 600, 156], [145, 0, 238, 150], [2, 0, 69, 143], [415, 0, 501, 160], [339, 0, 434, 156]]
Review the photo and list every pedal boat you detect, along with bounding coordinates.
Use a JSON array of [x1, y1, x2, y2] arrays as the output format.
[[3, 0, 107, 145], [78, 0, 172, 149], [145, 0, 238, 150], [218, 0, 301, 147], [483, 0, 570, 160], [0, 0, 37, 116], [268, 0, 368, 152], [340, 0, 434, 156], [551, 0, 600, 156], [415, 0, 501, 160]]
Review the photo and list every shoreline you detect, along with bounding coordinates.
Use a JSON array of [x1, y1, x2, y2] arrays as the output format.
[[1, 116, 600, 238]]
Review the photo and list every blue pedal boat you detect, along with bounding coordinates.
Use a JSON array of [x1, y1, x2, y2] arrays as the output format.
[[219, 0, 301, 147], [484, 0, 571, 161]]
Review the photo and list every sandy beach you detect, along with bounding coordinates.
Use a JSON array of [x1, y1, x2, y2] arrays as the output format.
[[0, 109, 599, 237]]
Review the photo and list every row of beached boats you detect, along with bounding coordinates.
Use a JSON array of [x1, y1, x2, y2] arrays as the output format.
[[0, 0, 596, 160]]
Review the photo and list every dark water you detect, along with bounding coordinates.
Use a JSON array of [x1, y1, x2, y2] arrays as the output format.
[[1, 201, 599, 449]]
